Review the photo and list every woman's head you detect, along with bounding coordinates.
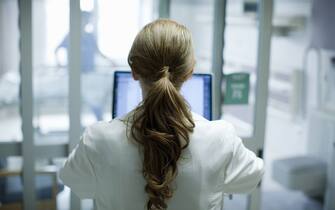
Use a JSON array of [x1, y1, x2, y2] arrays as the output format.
[[128, 19, 195, 90], [127, 19, 195, 210]]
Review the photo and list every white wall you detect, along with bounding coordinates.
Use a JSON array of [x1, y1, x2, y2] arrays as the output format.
[[0, 0, 19, 78]]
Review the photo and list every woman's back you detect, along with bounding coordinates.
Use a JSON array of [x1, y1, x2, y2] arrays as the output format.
[[60, 19, 263, 210], [60, 112, 264, 210]]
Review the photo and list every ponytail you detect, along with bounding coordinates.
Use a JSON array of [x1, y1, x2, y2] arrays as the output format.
[[131, 66, 194, 210], [128, 19, 196, 210]]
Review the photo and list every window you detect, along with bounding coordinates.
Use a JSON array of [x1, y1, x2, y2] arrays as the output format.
[[0, 0, 21, 142], [33, 0, 70, 141]]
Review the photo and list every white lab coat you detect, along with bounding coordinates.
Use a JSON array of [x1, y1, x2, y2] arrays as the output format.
[[59, 112, 264, 210]]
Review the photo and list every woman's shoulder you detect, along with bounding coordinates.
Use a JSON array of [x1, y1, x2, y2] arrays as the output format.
[[192, 112, 237, 140], [191, 114, 242, 157], [83, 118, 128, 145]]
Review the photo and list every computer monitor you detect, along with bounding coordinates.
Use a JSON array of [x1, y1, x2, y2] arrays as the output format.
[[112, 71, 212, 120]]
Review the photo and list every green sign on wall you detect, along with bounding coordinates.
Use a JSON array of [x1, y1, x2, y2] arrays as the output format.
[[224, 72, 250, 105]]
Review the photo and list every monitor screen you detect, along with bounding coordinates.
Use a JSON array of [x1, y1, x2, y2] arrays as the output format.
[[112, 71, 212, 120]]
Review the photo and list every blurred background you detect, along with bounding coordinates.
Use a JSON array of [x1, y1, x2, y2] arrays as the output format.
[[0, 0, 334, 210]]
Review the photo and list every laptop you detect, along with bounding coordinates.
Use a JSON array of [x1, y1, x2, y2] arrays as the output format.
[[112, 71, 212, 120]]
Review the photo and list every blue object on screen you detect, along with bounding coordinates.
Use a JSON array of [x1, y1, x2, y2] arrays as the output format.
[[112, 71, 212, 120]]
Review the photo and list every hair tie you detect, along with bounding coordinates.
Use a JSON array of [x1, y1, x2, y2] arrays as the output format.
[[161, 66, 170, 78]]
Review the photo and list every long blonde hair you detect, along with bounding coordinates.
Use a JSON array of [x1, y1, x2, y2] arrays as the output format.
[[127, 19, 196, 210]]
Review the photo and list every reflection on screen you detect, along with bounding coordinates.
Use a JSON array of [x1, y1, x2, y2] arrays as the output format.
[[113, 72, 212, 120]]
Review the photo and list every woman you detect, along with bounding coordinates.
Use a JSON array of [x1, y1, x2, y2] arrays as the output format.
[[60, 19, 264, 210]]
